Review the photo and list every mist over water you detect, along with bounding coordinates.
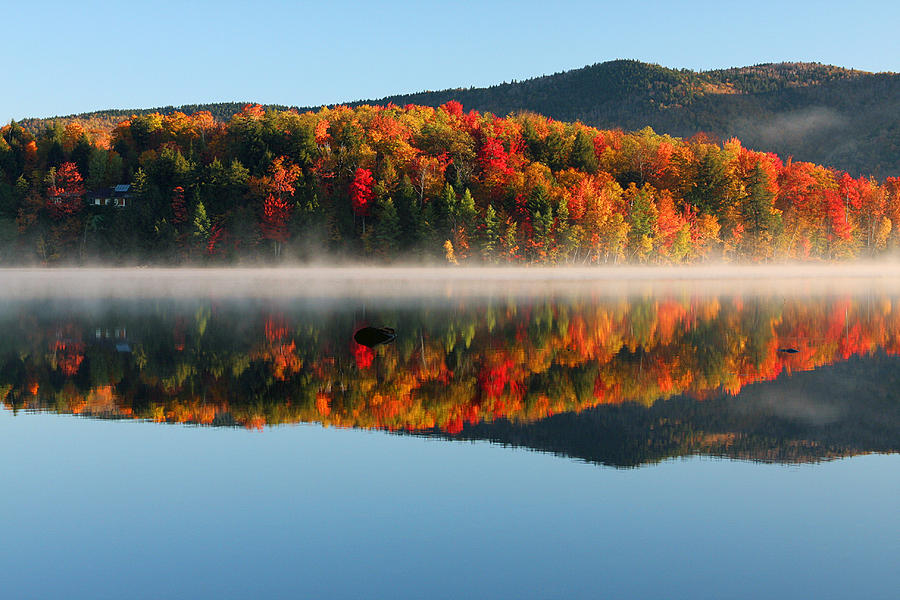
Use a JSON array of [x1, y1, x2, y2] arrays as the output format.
[[3, 264, 900, 300]]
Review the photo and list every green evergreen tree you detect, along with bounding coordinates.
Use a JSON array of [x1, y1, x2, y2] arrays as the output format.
[[458, 189, 477, 231], [374, 197, 401, 258], [192, 200, 210, 248], [420, 200, 439, 256], [740, 163, 776, 259], [544, 131, 568, 171], [571, 130, 598, 174], [684, 148, 730, 217], [480, 204, 501, 262], [457, 188, 477, 245], [436, 183, 458, 239], [503, 220, 519, 261]]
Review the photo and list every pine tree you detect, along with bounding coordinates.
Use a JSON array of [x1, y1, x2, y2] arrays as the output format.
[[481, 204, 501, 262], [192, 200, 211, 250], [741, 162, 776, 259], [420, 200, 439, 257], [684, 147, 730, 217], [571, 130, 598, 174], [458, 188, 477, 234], [436, 183, 457, 240], [533, 209, 554, 262], [455, 188, 477, 259], [374, 197, 401, 258], [503, 220, 519, 261]]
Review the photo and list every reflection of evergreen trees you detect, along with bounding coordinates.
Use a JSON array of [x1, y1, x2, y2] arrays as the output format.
[[0, 294, 899, 468]]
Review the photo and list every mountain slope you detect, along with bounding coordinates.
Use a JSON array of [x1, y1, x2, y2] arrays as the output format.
[[353, 60, 900, 177], [17, 60, 900, 176]]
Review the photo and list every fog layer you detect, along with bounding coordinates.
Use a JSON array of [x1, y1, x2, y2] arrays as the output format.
[[2, 264, 900, 300]]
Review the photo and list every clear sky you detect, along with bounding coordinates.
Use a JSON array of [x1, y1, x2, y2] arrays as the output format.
[[4, 0, 900, 123]]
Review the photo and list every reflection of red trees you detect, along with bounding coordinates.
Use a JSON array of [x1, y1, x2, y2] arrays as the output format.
[[446, 415, 464, 435], [9, 296, 900, 433], [351, 340, 374, 369], [255, 317, 300, 380], [268, 341, 301, 381], [315, 392, 331, 416], [265, 316, 289, 342], [479, 355, 515, 398], [53, 340, 84, 376]]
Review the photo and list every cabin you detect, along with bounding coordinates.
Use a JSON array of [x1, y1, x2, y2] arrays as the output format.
[[87, 184, 132, 208]]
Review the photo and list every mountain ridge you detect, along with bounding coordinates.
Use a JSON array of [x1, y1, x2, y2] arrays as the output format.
[[16, 59, 900, 176]]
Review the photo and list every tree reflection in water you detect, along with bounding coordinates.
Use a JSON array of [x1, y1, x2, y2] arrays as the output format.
[[1, 293, 898, 465]]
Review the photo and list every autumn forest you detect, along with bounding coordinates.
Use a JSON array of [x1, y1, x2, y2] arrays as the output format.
[[3, 101, 900, 264]]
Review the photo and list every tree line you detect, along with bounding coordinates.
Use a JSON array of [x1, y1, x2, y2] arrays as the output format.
[[2, 101, 900, 264]]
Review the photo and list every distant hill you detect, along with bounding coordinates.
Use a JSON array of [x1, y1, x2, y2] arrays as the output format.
[[22, 60, 900, 177], [17, 102, 285, 138], [349, 60, 900, 178]]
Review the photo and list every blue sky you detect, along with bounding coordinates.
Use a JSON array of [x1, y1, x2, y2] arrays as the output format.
[[4, 0, 899, 122]]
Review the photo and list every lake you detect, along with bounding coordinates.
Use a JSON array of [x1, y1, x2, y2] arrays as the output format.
[[1, 268, 898, 599]]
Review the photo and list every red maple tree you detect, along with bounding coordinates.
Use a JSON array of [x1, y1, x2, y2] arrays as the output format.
[[350, 167, 374, 217], [260, 157, 300, 256], [46, 162, 85, 219]]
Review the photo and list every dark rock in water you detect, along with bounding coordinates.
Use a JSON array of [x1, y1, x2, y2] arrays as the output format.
[[778, 348, 801, 354], [354, 327, 396, 348]]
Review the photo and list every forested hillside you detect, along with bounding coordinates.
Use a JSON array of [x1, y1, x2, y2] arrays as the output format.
[[2, 102, 899, 264], [355, 60, 900, 177], [22, 60, 900, 177]]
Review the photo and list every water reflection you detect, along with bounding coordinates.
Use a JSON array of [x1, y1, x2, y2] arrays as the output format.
[[1, 292, 898, 465]]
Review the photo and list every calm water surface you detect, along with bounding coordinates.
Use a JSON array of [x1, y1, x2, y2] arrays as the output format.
[[1, 271, 897, 599]]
